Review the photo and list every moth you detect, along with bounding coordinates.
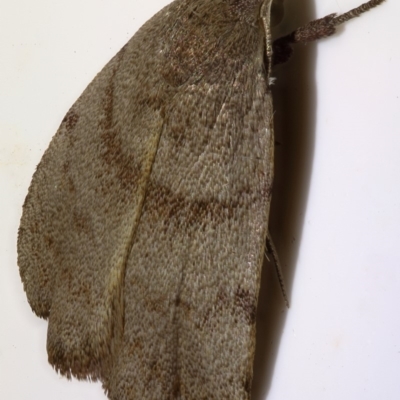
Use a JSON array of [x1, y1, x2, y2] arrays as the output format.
[[18, 0, 384, 398]]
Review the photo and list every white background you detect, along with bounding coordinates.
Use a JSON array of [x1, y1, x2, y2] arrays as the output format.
[[1, 1, 399, 399]]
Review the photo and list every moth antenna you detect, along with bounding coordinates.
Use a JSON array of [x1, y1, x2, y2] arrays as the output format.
[[266, 232, 290, 308], [333, 0, 385, 26], [272, 0, 385, 65]]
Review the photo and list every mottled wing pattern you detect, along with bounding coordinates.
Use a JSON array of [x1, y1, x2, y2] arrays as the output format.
[[18, 4, 174, 380], [18, 0, 274, 399]]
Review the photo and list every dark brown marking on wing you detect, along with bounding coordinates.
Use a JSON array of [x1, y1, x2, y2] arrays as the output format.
[[72, 209, 92, 237], [234, 287, 257, 325], [244, 373, 252, 395], [100, 127, 143, 192], [61, 109, 79, 132], [172, 375, 181, 397], [144, 181, 268, 230], [96, 46, 142, 192], [199, 287, 229, 329]]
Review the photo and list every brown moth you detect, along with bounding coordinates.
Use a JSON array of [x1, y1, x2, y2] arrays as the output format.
[[17, 0, 384, 399]]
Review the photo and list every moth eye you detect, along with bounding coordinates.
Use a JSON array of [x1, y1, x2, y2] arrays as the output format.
[[271, 0, 285, 27]]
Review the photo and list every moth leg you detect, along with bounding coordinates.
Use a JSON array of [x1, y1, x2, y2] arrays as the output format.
[[272, 0, 385, 65], [266, 232, 289, 308]]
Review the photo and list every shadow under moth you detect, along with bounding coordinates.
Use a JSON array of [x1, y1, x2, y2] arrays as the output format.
[[18, 0, 384, 398]]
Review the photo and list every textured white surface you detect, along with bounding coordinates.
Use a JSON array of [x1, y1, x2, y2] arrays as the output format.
[[1, 1, 399, 399]]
